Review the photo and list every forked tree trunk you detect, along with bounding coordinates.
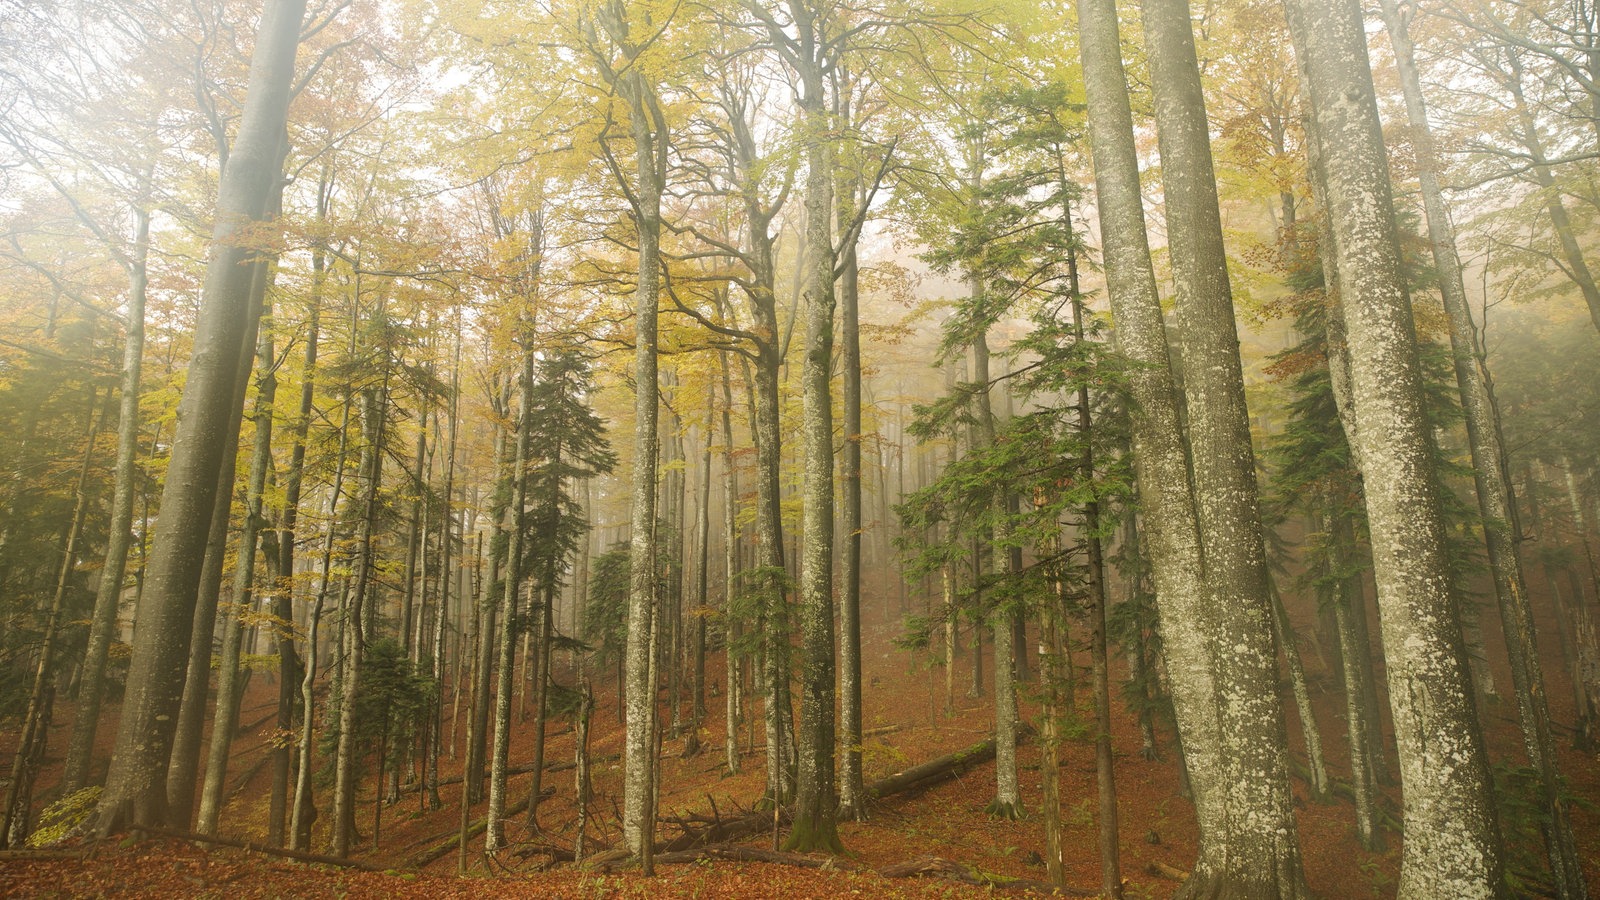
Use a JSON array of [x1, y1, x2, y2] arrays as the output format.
[[1139, 0, 1309, 893], [1076, 0, 1226, 870], [94, 0, 307, 836]]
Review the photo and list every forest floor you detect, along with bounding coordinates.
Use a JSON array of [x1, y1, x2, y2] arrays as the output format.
[[3, 575, 1599, 898]]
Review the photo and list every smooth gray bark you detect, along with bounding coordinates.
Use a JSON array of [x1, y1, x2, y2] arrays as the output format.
[[1077, 0, 1223, 833], [197, 285, 279, 836], [93, 0, 307, 835], [785, 28, 841, 850]]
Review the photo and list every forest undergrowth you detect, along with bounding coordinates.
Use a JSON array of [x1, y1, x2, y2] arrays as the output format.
[[3, 567, 1596, 899]]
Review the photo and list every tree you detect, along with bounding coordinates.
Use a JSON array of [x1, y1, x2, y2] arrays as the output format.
[[1376, 2, 1586, 892], [94, 0, 310, 836], [582, 0, 670, 866], [1284, 0, 1509, 894]]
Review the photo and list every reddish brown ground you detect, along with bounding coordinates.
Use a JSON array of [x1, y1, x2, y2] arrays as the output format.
[[3, 566, 1597, 898]]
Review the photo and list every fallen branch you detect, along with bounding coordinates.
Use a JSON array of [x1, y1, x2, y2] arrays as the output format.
[[865, 733, 1002, 800], [139, 826, 383, 871], [629, 844, 1094, 895], [1146, 860, 1188, 882], [880, 855, 1096, 896], [224, 753, 272, 804]]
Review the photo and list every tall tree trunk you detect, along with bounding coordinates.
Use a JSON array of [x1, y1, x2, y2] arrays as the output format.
[[1069, 263, 1123, 900], [1327, 511, 1381, 851], [784, 29, 841, 852], [467, 405, 511, 807], [333, 382, 387, 857], [197, 282, 280, 835], [1271, 583, 1329, 802], [290, 393, 353, 852], [720, 351, 742, 777], [167, 176, 283, 830], [1075, 0, 1229, 877], [1140, 0, 1309, 893], [62, 199, 150, 796], [1286, 0, 1509, 893], [837, 149, 866, 825], [94, 0, 307, 835], [269, 192, 327, 845], [600, 14, 667, 860], [1378, 5, 1586, 893], [486, 346, 536, 853], [969, 314, 1021, 821]]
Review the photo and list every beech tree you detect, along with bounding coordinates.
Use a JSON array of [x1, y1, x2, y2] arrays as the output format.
[[94, 0, 310, 836], [1285, 0, 1509, 894]]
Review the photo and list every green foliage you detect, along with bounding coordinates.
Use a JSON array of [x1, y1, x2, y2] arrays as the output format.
[[515, 350, 616, 612], [320, 637, 435, 780], [1491, 761, 1594, 894], [583, 543, 632, 667]]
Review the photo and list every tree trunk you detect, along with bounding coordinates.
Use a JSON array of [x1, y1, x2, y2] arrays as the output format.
[[1069, 271, 1123, 900], [785, 38, 841, 852], [94, 0, 307, 836], [62, 199, 150, 796], [167, 179, 282, 830], [486, 346, 536, 853], [1286, 0, 1509, 893], [596, 12, 667, 860], [197, 279, 280, 836], [1270, 583, 1329, 802], [720, 350, 742, 777], [290, 393, 353, 852], [837, 153, 866, 824], [1075, 0, 1233, 880], [1139, 0, 1309, 893], [269, 199, 327, 845], [1378, 4, 1587, 893], [333, 382, 387, 857], [969, 317, 1021, 821]]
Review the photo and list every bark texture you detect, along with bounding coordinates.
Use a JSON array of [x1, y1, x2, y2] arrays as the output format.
[[1075, 0, 1224, 859], [1138, 0, 1308, 892], [1377, 3, 1586, 894], [1285, 0, 1508, 894]]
